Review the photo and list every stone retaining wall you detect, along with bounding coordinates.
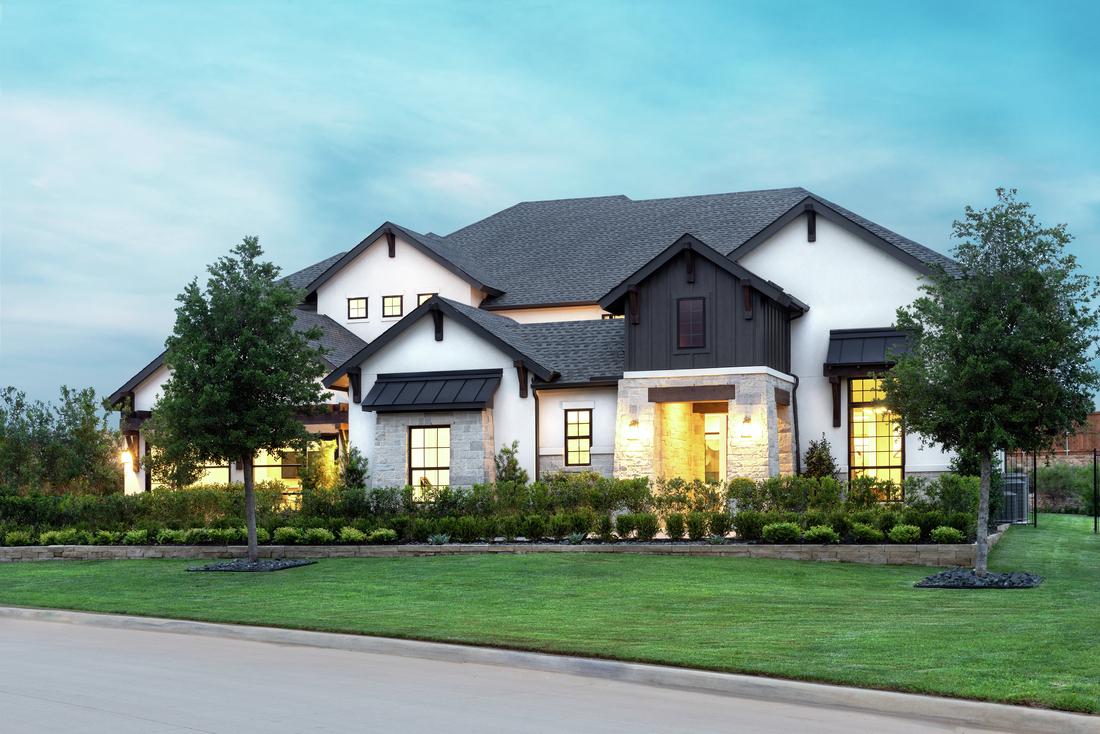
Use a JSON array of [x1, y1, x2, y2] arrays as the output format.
[[0, 526, 1008, 567]]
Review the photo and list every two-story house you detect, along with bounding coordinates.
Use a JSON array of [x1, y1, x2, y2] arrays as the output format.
[[109, 187, 955, 495]]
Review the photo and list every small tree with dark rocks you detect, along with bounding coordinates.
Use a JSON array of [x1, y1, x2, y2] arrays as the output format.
[[883, 189, 1099, 574]]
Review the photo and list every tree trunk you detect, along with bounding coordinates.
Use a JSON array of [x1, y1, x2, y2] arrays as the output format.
[[243, 455, 258, 563], [974, 448, 992, 576]]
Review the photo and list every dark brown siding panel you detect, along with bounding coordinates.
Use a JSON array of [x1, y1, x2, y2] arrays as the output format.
[[648, 385, 737, 403]]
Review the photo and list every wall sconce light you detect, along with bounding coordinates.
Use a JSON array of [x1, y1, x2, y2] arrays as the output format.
[[626, 419, 641, 442], [119, 449, 133, 467], [740, 414, 761, 440]]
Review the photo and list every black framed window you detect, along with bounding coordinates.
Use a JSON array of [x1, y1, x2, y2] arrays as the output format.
[[347, 297, 368, 320], [382, 295, 403, 318], [677, 297, 705, 349], [601, 313, 623, 320], [417, 293, 436, 306], [848, 378, 904, 499], [280, 451, 303, 480], [409, 426, 450, 489], [564, 409, 592, 466]]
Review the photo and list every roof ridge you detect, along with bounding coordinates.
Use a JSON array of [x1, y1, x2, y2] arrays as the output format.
[[628, 187, 809, 204]]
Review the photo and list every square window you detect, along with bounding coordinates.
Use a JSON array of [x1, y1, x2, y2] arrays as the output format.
[[383, 295, 403, 318], [677, 298, 705, 349], [347, 297, 368, 320]]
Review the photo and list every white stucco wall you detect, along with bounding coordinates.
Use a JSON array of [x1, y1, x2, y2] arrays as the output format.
[[488, 304, 608, 323], [349, 315, 537, 486], [736, 214, 952, 475], [534, 386, 618, 473], [315, 233, 485, 342]]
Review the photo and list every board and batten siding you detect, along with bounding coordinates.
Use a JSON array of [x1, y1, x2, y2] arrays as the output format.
[[624, 250, 792, 373]]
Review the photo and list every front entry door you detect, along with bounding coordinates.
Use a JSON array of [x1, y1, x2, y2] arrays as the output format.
[[703, 412, 727, 483]]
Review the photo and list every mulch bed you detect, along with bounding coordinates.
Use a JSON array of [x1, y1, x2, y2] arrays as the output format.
[[914, 567, 1043, 589], [187, 559, 316, 573]]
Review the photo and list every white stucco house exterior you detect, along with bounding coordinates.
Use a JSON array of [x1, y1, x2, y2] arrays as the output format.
[[109, 187, 954, 495]]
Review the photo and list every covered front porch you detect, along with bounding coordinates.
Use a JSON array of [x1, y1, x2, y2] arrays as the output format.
[[613, 369, 795, 483]]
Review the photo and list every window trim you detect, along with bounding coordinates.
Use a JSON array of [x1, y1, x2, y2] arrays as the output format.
[[847, 378, 905, 499], [408, 425, 451, 488], [382, 294, 404, 318], [563, 408, 592, 467], [347, 296, 368, 320], [417, 293, 437, 307], [676, 296, 707, 350]]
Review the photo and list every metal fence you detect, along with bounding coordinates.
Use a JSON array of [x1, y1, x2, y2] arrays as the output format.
[[1000, 448, 1099, 533]]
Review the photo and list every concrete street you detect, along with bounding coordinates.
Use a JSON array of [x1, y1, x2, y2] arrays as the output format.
[[0, 617, 1020, 733]]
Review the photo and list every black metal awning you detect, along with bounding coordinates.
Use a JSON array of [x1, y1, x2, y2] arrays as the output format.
[[823, 328, 908, 377], [362, 369, 503, 412]]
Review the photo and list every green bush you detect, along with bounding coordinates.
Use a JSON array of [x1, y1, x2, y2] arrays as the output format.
[[876, 510, 900, 534], [156, 528, 187, 544], [122, 529, 149, 545], [92, 529, 121, 545], [888, 524, 921, 544], [3, 530, 34, 546], [498, 515, 522, 541], [366, 528, 398, 544], [615, 513, 636, 539], [849, 522, 885, 543], [803, 434, 839, 479], [255, 527, 271, 544], [596, 515, 614, 542], [569, 508, 596, 536], [732, 510, 766, 541], [38, 528, 91, 545], [803, 524, 840, 544], [930, 526, 966, 544], [548, 513, 573, 540], [725, 477, 763, 512], [924, 473, 981, 514], [273, 526, 302, 544], [1036, 463, 1093, 514], [523, 514, 546, 541], [634, 513, 659, 541], [707, 511, 733, 537], [761, 522, 802, 544], [302, 527, 335, 544], [664, 513, 686, 540], [339, 526, 366, 543], [685, 511, 708, 540]]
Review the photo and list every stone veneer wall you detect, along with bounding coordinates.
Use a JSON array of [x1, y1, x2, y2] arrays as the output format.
[[538, 453, 614, 477], [614, 371, 794, 482], [372, 409, 495, 487]]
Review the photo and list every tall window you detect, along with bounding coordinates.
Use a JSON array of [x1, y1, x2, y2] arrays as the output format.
[[409, 426, 450, 489], [347, 297, 368, 320], [382, 295, 403, 318], [417, 293, 436, 306], [564, 409, 592, 466], [703, 413, 725, 483], [677, 297, 705, 349], [849, 378, 904, 498]]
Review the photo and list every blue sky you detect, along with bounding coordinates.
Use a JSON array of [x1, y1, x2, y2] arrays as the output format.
[[2, 0, 1098, 404]]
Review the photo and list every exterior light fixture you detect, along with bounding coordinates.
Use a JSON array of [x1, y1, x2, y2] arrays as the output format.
[[119, 449, 133, 466], [626, 419, 641, 442]]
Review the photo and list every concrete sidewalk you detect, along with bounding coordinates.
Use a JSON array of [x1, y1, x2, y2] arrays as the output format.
[[0, 606, 1093, 733]]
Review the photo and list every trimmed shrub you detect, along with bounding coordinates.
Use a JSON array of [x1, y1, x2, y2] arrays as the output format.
[[596, 514, 615, 542], [847, 509, 878, 528], [761, 522, 802, 544], [615, 513, 636, 540], [849, 522, 885, 543], [725, 477, 764, 512], [122, 529, 149, 545], [876, 510, 900, 534], [452, 516, 484, 542], [498, 515, 522, 541], [92, 529, 121, 545], [732, 510, 766, 541], [523, 514, 546, 541], [366, 528, 398, 544], [39, 528, 91, 545], [570, 508, 597, 536], [255, 528, 271, 544], [302, 527, 336, 544], [888, 524, 921, 544], [930, 526, 966, 544], [634, 513, 659, 541], [3, 530, 34, 546], [685, 511, 708, 541], [156, 528, 187, 545], [708, 511, 733, 537], [803, 524, 840, 544], [273, 526, 302, 545], [548, 513, 573, 541], [664, 513, 686, 540], [339, 526, 367, 543]]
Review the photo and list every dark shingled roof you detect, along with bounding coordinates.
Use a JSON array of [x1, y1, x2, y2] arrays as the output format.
[[283, 252, 347, 289]]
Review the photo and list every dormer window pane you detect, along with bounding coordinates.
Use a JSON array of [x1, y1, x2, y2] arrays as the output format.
[[347, 297, 368, 320], [382, 295, 403, 318], [677, 298, 705, 349]]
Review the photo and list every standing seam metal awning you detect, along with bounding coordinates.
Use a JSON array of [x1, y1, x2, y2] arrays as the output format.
[[823, 328, 908, 376], [362, 369, 503, 412]]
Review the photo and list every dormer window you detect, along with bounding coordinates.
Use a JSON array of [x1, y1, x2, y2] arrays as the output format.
[[418, 293, 436, 306], [347, 297, 368, 320], [382, 295, 403, 318], [677, 297, 705, 349]]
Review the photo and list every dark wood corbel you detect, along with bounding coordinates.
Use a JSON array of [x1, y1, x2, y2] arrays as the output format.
[[431, 306, 444, 341], [805, 202, 816, 242], [385, 228, 396, 257], [627, 286, 640, 325], [514, 360, 529, 398]]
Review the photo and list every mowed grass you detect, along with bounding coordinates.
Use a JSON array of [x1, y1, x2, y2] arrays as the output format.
[[0, 514, 1096, 712]]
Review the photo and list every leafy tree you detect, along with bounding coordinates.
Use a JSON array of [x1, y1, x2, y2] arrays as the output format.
[[802, 433, 839, 479], [883, 189, 1099, 573], [494, 440, 529, 484], [151, 237, 329, 561], [340, 445, 369, 490]]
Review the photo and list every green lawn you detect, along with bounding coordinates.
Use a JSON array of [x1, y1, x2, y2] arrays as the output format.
[[0, 514, 1096, 713]]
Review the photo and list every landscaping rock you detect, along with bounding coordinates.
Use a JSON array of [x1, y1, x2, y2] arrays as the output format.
[[188, 559, 316, 573], [914, 567, 1043, 589]]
